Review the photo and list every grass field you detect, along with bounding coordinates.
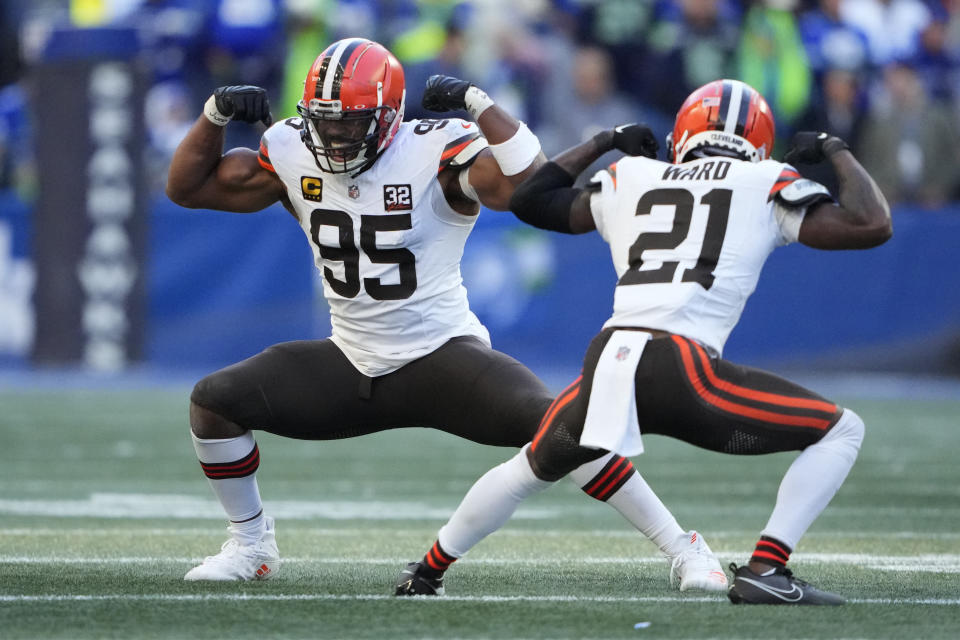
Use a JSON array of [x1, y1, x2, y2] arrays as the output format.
[[2, 382, 959, 639]]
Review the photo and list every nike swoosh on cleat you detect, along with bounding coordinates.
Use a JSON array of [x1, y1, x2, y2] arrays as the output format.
[[737, 577, 804, 602]]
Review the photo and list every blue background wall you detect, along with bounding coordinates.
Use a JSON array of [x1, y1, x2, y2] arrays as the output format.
[[136, 196, 960, 375], [3, 192, 958, 375]]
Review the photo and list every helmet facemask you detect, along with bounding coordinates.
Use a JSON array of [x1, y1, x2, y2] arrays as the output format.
[[297, 98, 397, 176]]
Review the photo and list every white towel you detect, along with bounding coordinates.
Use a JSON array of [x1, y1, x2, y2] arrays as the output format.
[[579, 330, 650, 457]]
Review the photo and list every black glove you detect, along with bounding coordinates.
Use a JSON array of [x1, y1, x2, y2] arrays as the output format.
[[612, 123, 659, 159], [422, 75, 472, 112], [783, 131, 849, 164], [213, 85, 272, 126]]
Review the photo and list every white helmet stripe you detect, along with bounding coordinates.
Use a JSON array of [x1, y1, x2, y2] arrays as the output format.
[[321, 38, 361, 100], [724, 81, 743, 134]]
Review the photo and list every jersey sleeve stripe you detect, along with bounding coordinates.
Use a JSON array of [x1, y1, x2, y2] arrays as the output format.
[[767, 168, 802, 199], [438, 133, 486, 173], [258, 142, 276, 173], [606, 163, 617, 189]]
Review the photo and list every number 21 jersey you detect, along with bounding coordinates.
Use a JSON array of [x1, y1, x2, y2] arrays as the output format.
[[588, 155, 830, 357]]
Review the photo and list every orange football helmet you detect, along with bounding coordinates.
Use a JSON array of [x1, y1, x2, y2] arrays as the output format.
[[297, 38, 406, 175], [668, 79, 775, 164]]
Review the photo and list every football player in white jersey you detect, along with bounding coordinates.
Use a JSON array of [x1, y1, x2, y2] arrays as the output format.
[[166, 38, 726, 589], [400, 79, 891, 605]]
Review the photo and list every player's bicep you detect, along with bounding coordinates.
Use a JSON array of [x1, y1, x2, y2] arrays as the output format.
[[466, 150, 515, 211], [183, 148, 283, 213], [797, 201, 882, 249], [469, 148, 546, 211]]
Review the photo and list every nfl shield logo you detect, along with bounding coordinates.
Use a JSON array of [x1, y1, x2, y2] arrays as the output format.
[[348, 185, 360, 199], [615, 345, 630, 361]]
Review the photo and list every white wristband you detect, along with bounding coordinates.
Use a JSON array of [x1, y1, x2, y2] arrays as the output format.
[[204, 94, 232, 126], [464, 85, 495, 120], [488, 123, 541, 176]]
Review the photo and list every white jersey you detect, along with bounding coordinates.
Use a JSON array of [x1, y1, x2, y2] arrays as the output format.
[[588, 155, 831, 356], [259, 117, 491, 376]]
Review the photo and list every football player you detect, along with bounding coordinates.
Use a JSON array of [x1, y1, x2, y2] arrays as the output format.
[[166, 38, 726, 589], [396, 79, 891, 605]]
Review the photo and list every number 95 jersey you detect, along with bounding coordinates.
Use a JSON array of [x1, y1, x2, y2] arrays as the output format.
[[259, 117, 491, 376], [588, 155, 832, 357]]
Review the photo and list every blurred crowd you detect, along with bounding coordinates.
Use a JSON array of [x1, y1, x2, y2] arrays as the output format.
[[1, 0, 959, 208]]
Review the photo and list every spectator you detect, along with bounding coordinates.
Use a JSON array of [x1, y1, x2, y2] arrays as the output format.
[[798, 0, 872, 81], [907, 8, 960, 102], [857, 60, 960, 207], [736, 0, 812, 145], [839, 0, 932, 65], [573, 0, 658, 102], [538, 45, 651, 183], [279, 0, 329, 119], [404, 20, 471, 121], [641, 0, 739, 119], [794, 66, 867, 193]]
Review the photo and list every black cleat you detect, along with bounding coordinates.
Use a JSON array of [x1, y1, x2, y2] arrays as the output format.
[[727, 563, 845, 605], [395, 561, 445, 596]]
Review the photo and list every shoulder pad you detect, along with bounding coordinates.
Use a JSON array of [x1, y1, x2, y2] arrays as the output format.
[[257, 139, 275, 173], [768, 165, 832, 207], [438, 129, 488, 173], [586, 162, 617, 193]]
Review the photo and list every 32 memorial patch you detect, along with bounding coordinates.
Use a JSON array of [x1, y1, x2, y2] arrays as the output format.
[[384, 184, 413, 211]]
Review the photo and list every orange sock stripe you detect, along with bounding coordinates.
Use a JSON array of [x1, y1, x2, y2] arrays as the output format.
[[584, 456, 630, 496], [431, 542, 455, 564], [756, 540, 790, 560], [751, 549, 788, 564], [425, 542, 456, 571], [424, 548, 445, 571], [530, 376, 582, 452], [673, 338, 832, 430], [200, 446, 260, 478], [594, 464, 635, 501], [684, 338, 837, 414]]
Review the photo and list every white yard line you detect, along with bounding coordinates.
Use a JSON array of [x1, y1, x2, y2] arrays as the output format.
[[0, 493, 956, 519], [0, 593, 957, 606], [3, 553, 960, 572], [5, 527, 960, 540]]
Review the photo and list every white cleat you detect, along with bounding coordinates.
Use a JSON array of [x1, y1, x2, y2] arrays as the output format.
[[184, 516, 280, 581], [668, 530, 728, 592]]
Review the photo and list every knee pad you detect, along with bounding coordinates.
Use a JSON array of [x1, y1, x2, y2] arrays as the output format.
[[825, 408, 865, 449], [526, 420, 603, 482], [191, 366, 249, 414], [812, 408, 864, 465], [190, 370, 250, 437]]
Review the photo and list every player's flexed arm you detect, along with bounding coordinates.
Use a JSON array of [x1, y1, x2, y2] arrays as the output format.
[[166, 86, 284, 213], [508, 123, 660, 233], [420, 75, 547, 213], [783, 132, 892, 249]]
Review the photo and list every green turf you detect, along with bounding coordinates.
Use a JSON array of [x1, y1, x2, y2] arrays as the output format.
[[1, 388, 959, 638]]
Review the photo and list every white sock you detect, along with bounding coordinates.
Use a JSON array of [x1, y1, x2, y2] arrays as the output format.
[[568, 452, 685, 554], [761, 409, 864, 549], [191, 431, 265, 545], [437, 446, 552, 558]]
